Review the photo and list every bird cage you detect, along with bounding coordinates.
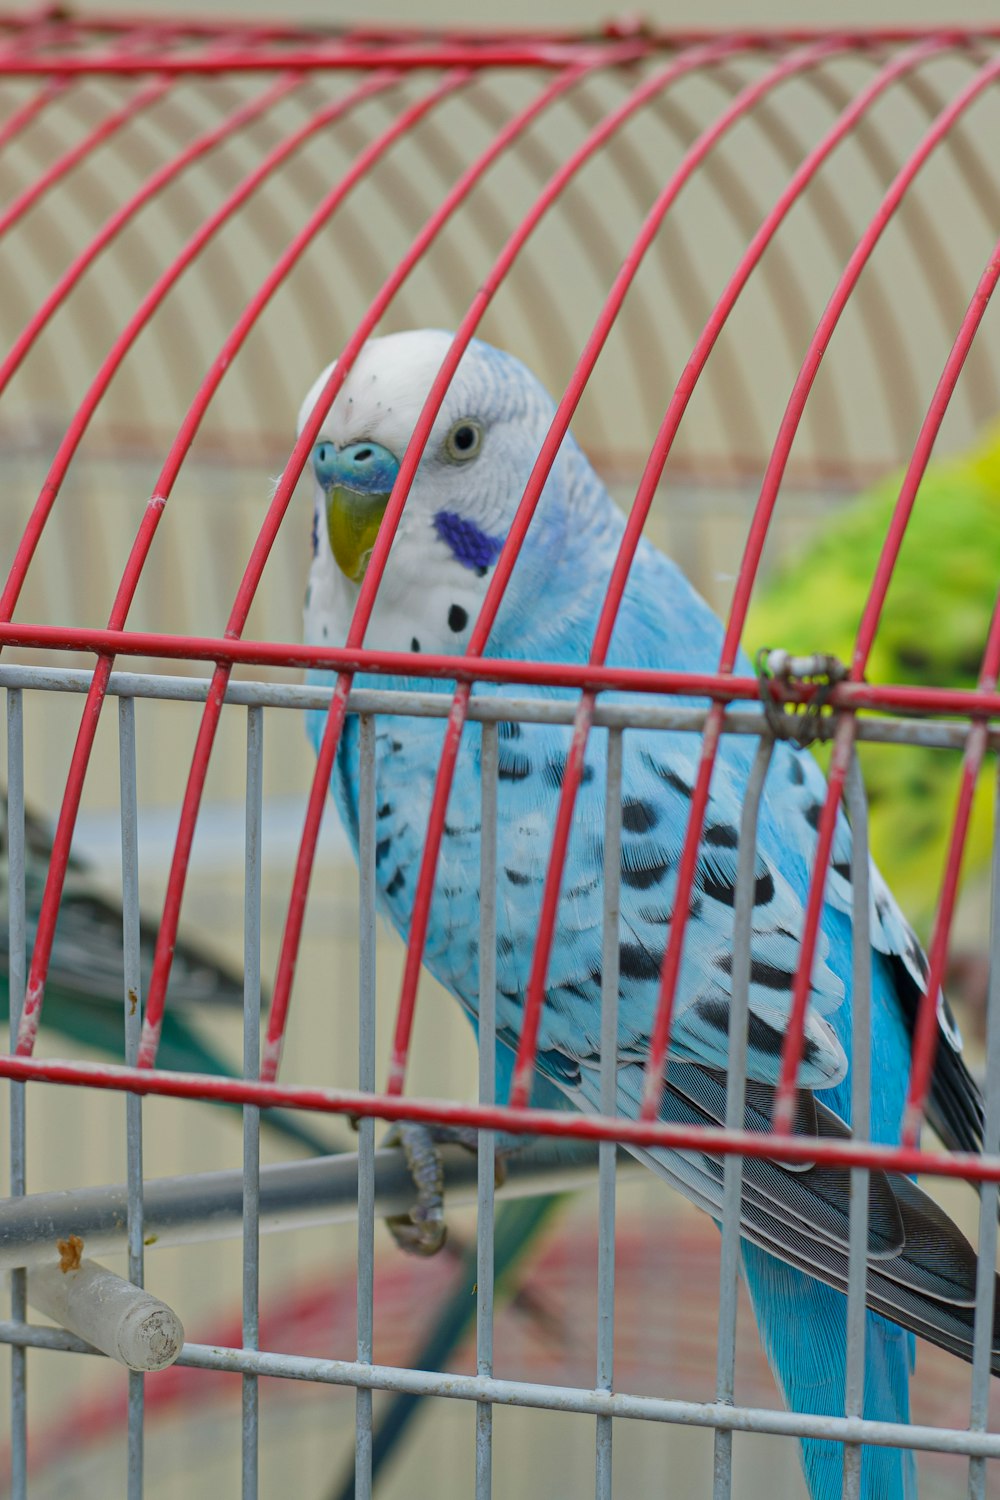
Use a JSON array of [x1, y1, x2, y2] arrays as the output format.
[[2, 15, 1000, 1500]]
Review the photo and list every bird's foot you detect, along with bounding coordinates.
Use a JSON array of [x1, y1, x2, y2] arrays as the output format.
[[382, 1120, 509, 1257]]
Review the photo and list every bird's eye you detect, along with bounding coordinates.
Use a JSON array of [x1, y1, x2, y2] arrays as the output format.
[[444, 420, 483, 462]]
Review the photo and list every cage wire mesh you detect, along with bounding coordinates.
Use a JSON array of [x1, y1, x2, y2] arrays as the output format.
[[1, 14, 1000, 1500]]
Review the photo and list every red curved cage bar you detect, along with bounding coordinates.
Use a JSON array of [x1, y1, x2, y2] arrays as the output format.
[[759, 55, 1000, 1133], [131, 52, 625, 1070], [507, 37, 952, 1113], [9, 66, 431, 1054], [4, 25, 1000, 1493], [363, 35, 757, 1098], [0, 72, 309, 396]]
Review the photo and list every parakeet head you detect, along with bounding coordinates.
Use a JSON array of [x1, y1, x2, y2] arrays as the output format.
[[299, 330, 619, 660]]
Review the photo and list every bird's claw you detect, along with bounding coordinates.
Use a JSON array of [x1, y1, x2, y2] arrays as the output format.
[[384, 1207, 447, 1257], [382, 1120, 508, 1257], [383, 1120, 449, 1257]]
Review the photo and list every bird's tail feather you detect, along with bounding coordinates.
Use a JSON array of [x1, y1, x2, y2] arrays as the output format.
[[613, 1060, 1000, 1375], [742, 1244, 918, 1500]]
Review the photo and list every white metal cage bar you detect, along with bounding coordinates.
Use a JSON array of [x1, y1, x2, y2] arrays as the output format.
[[6, 686, 27, 1497], [476, 718, 498, 1499], [2, 662, 999, 1495], [241, 703, 263, 1500], [712, 736, 773, 1500], [118, 692, 145, 1498]]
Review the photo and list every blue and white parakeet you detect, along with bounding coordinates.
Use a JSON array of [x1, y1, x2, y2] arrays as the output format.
[[299, 330, 995, 1500]]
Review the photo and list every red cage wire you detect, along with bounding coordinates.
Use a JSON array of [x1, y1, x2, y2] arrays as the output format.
[[2, 13, 1000, 1495], [1, 13, 997, 1166]]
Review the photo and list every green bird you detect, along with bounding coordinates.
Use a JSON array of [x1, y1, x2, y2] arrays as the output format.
[[748, 427, 1000, 940], [0, 790, 333, 1154]]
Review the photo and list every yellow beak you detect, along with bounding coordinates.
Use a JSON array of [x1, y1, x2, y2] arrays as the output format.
[[326, 485, 391, 583]]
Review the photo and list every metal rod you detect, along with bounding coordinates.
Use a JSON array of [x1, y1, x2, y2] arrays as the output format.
[[0, 662, 992, 749], [596, 727, 623, 1500], [0, 648, 995, 730], [476, 721, 498, 1500], [118, 695, 145, 1498], [3, 1325, 997, 1459], [355, 714, 377, 1500], [242, 706, 264, 1500], [6, 687, 26, 1500], [0, 1142, 622, 1273], [842, 751, 872, 1498], [968, 754, 1000, 1500], [713, 736, 773, 1498]]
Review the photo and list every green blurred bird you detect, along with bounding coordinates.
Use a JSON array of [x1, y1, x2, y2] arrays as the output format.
[[748, 427, 1000, 941], [0, 790, 332, 1153]]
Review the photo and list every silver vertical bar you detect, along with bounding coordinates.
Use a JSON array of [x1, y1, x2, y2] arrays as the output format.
[[476, 721, 498, 1500], [968, 755, 1000, 1500], [713, 737, 773, 1500], [596, 727, 623, 1500], [242, 706, 264, 1500], [843, 752, 872, 1500], [356, 714, 377, 1500], [119, 696, 145, 1499], [7, 689, 27, 1500]]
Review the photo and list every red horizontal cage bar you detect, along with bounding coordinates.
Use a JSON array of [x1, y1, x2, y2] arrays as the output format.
[[2, 622, 1000, 719], [5, 1052, 1000, 1192]]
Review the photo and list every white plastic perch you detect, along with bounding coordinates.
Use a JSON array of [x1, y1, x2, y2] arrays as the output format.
[[25, 1237, 184, 1372]]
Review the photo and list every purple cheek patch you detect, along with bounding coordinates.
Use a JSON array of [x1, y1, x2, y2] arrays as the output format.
[[433, 510, 505, 575]]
